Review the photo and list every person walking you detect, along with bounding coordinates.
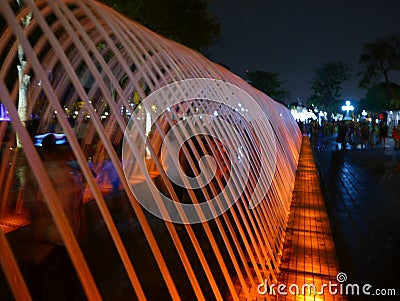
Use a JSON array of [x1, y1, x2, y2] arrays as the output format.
[[379, 121, 389, 147], [369, 122, 378, 148], [336, 121, 348, 150], [360, 123, 370, 150], [392, 125, 400, 150]]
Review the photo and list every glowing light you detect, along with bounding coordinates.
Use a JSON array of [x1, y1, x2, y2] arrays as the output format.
[[0, 103, 11, 121], [342, 100, 354, 111], [342, 99, 354, 121]]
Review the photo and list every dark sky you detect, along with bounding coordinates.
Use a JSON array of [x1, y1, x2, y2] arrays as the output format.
[[206, 0, 400, 104]]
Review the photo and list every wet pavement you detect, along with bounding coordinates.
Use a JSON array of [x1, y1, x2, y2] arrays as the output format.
[[312, 134, 400, 300]]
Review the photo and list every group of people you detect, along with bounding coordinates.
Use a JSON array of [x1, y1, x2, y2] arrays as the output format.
[[335, 120, 398, 150], [298, 119, 399, 151]]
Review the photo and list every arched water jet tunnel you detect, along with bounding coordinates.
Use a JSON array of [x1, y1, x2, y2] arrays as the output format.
[[0, 0, 302, 300]]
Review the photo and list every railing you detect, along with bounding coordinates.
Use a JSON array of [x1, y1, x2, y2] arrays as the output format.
[[0, 0, 302, 300]]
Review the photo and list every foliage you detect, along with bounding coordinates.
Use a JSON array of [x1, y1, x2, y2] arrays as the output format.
[[98, 0, 220, 51], [358, 34, 400, 88], [358, 34, 400, 109], [360, 82, 400, 112], [309, 62, 352, 112], [245, 70, 289, 103]]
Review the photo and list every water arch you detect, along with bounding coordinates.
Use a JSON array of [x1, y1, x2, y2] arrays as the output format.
[[0, 0, 302, 299]]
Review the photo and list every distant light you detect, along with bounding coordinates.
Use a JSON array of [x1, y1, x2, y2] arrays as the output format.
[[342, 101, 354, 112], [0, 103, 11, 121], [290, 108, 317, 122]]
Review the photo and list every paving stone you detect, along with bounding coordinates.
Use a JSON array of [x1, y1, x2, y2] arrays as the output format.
[[273, 137, 345, 301], [314, 134, 400, 298]]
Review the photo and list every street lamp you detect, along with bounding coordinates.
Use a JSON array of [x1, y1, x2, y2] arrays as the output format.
[[361, 110, 367, 120], [342, 100, 354, 121]]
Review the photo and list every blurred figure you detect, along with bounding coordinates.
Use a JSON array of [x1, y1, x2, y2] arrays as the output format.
[[24, 134, 83, 246], [22, 134, 85, 300], [336, 121, 347, 150], [392, 125, 400, 150], [95, 156, 120, 194], [379, 121, 389, 147], [297, 120, 305, 134], [369, 122, 378, 148], [85, 144, 122, 199], [360, 123, 370, 150]]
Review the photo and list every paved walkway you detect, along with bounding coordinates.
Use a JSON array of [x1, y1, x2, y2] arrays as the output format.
[[313, 134, 400, 301], [274, 136, 344, 301]]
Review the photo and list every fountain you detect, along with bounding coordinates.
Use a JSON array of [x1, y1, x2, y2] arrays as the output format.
[[0, 0, 301, 299]]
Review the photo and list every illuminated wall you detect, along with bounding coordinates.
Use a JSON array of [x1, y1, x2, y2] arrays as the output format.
[[0, 0, 301, 299]]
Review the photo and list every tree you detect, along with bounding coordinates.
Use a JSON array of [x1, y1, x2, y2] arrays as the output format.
[[245, 70, 289, 103], [358, 34, 400, 109], [15, 0, 32, 147], [360, 82, 400, 112], [309, 62, 352, 113], [98, 0, 220, 51]]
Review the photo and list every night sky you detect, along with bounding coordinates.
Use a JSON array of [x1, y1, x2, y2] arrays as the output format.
[[206, 0, 400, 104]]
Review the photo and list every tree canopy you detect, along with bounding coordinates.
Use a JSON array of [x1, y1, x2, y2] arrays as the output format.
[[358, 34, 400, 109], [360, 82, 400, 112], [309, 62, 352, 113], [98, 0, 220, 51], [245, 70, 289, 103]]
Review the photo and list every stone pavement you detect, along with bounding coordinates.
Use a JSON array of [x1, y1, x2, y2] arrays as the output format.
[[313, 134, 400, 301], [274, 137, 345, 301]]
